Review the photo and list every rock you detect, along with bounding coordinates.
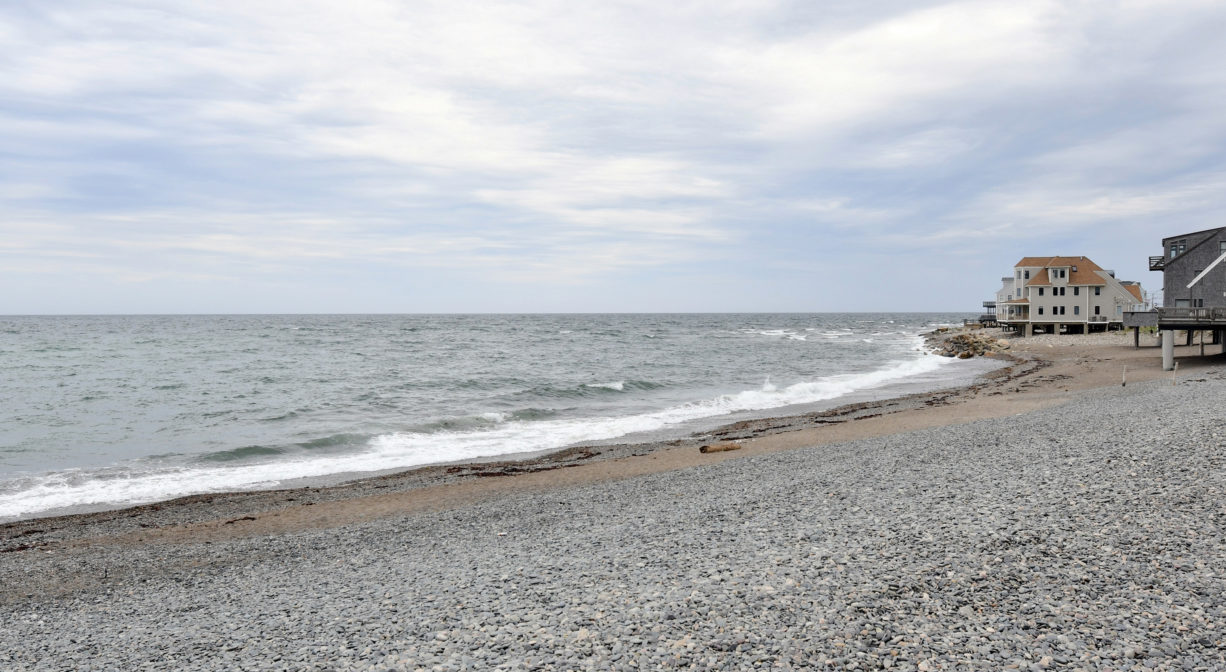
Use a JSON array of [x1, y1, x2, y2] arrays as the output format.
[[931, 331, 1011, 358]]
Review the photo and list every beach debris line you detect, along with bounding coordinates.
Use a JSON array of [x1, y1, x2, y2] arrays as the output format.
[[699, 442, 743, 454]]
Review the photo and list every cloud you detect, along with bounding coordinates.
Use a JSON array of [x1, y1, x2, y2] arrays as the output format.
[[968, 171, 1226, 226], [711, 2, 1074, 140], [2, 0, 1226, 311]]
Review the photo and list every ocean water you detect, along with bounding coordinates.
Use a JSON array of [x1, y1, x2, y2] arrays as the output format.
[[0, 313, 991, 521]]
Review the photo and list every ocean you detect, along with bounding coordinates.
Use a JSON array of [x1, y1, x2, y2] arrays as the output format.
[[0, 313, 995, 521]]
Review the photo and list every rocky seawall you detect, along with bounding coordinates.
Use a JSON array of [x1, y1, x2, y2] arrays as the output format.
[[926, 327, 1012, 359]]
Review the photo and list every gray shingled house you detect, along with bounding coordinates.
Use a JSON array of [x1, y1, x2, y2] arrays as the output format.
[[1142, 226, 1226, 368], [1151, 226, 1226, 308]]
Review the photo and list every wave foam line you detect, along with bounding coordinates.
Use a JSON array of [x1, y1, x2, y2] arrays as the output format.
[[0, 351, 949, 521]]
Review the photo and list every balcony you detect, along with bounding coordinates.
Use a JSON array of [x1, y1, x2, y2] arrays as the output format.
[[1158, 307, 1226, 324], [1149, 255, 1166, 271]]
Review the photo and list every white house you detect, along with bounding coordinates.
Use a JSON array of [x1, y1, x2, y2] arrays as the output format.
[[997, 256, 1144, 336]]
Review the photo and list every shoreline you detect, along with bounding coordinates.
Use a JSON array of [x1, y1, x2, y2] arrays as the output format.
[[0, 331, 994, 529], [0, 327, 983, 526], [0, 334, 1016, 545], [3, 327, 1218, 558]]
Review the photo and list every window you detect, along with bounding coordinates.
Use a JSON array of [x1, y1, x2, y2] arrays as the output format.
[[1016, 288, 1021, 298], [1060, 287, 1066, 296], [1095, 305, 1101, 315], [1074, 305, 1080, 315], [1060, 269, 1066, 278], [1073, 287, 1080, 296], [1060, 306, 1066, 315], [1038, 307, 1044, 315], [1024, 270, 1030, 279], [1170, 240, 1186, 258], [1094, 287, 1101, 296], [1017, 270, 1022, 279], [1220, 241, 1226, 254], [1038, 288, 1044, 296]]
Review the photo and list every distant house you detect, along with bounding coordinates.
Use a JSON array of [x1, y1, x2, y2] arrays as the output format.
[[972, 276, 1016, 327], [995, 276, 1016, 308], [997, 256, 1144, 336]]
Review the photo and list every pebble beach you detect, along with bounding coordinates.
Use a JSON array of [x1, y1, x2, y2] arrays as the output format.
[[2, 335, 1225, 670]]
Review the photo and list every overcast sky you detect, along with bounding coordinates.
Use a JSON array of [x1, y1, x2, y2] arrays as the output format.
[[3, 1, 1224, 314]]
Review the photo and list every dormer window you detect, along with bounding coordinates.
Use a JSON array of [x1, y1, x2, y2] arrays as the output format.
[[1170, 240, 1187, 258]]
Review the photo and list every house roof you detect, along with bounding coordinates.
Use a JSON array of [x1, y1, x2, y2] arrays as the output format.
[[1074, 268, 1109, 286], [1015, 256, 1107, 286], [1162, 226, 1226, 245], [1125, 284, 1143, 302], [1001, 297, 1029, 304]]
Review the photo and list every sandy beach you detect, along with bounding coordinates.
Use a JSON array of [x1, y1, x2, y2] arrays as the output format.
[[3, 327, 1224, 669]]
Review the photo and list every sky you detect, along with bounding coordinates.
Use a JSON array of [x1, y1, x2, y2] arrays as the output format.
[[3, 0, 1225, 314]]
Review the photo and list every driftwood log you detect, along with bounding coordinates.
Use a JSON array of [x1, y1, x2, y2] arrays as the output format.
[[699, 442, 742, 454]]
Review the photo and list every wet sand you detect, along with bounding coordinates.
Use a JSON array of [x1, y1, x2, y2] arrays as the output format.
[[1, 328, 1220, 557]]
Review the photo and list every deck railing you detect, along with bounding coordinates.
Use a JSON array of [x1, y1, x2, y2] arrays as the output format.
[[1158, 307, 1226, 321], [1149, 255, 1166, 271]]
